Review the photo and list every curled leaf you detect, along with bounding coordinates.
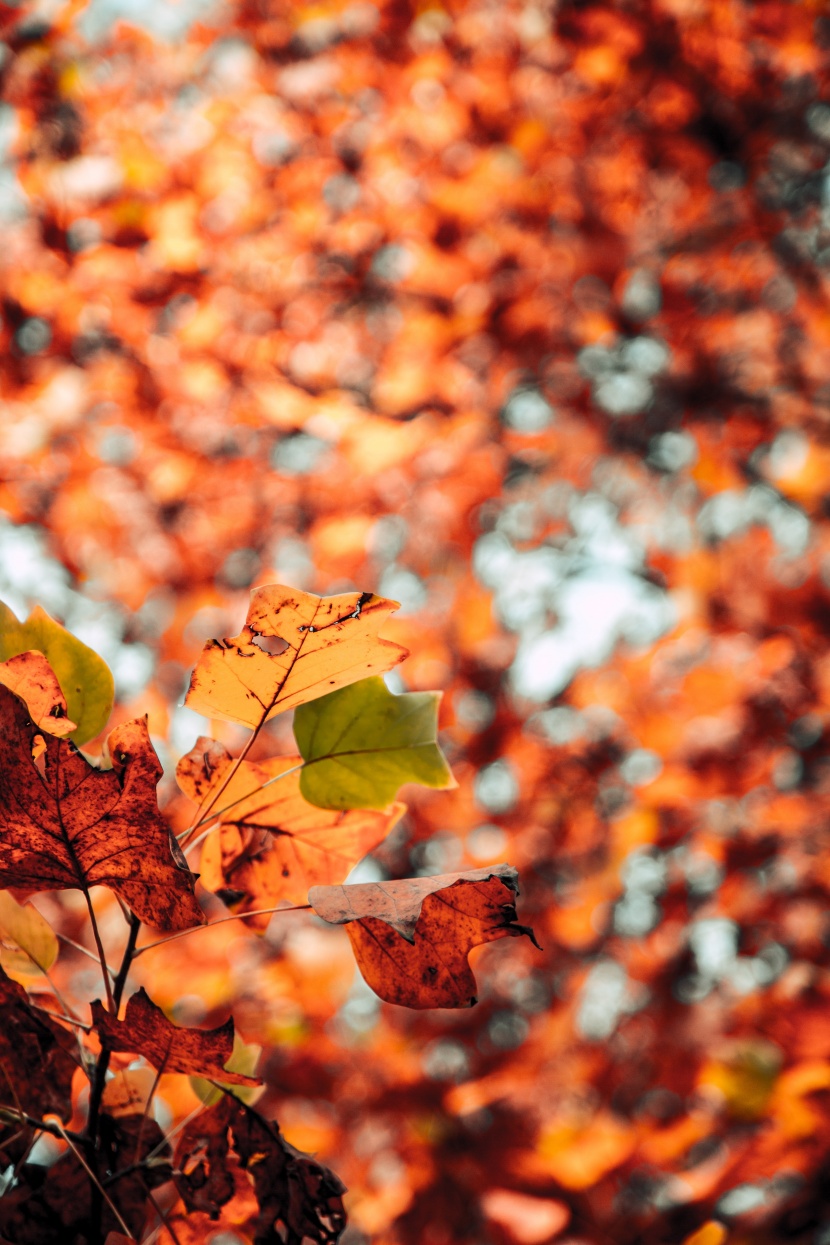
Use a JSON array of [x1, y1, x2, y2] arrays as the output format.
[[91, 987, 262, 1086], [0, 601, 114, 745], [294, 676, 456, 810], [309, 865, 539, 1008], [0, 685, 203, 931], [178, 737, 404, 920], [0, 651, 76, 737], [185, 584, 408, 728]]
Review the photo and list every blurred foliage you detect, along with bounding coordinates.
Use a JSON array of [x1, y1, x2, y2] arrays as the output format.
[[2, 0, 830, 1241]]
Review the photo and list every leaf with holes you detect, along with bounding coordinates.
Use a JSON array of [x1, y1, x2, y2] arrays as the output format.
[[91, 987, 262, 1085], [178, 737, 404, 920], [294, 675, 455, 810], [0, 684, 203, 930], [174, 1095, 346, 1244], [184, 584, 408, 729], [308, 865, 539, 1008], [0, 601, 114, 745]]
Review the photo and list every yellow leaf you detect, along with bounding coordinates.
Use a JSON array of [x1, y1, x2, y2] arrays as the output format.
[[185, 584, 408, 728]]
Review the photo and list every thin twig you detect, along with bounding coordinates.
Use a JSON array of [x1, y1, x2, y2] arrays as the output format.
[[57, 930, 118, 977], [54, 1121, 134, 1238], [82, 888, 114, 1012], [86, 914, 142, 1152], [29, 1004, 91, 1032], [133, 903, 312, 957], [147, 1187, 183, 1245]]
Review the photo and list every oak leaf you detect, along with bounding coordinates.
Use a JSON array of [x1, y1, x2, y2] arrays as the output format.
[[308, 865, 539, 1008], [0, 601, 114, 745], [0, 651, 76, 736], [294, 676, 456, 810], [0, 684, 203, 931], [178, 737, 404, 920], [174, 1095, 347, 1245], [184, 584, 408, 728], [91, 987, 262, 1086]]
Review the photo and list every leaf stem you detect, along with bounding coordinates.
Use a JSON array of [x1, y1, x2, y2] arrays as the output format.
[[86, 913, 141, 1153], [82, 889, 114, 1013], [179, 703, 272, 846], [133, 903, 312, 956], [57, 931, 118, 978]]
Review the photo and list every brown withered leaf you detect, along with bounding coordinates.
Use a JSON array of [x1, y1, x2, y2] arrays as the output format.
[[0, 684, 203, 931], [179, 738, 404, 923], [0, 651, 76, 736], [91, 987, 261, 1086], [185, 584, 408, 728], [0, 965, 78, 1165], [308, 865, 540, 1008], [174, 1095, 346, 1245]]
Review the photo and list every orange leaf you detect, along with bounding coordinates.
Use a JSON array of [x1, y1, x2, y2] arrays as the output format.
[[0, 685, 203, 931], [185, 585, 408, 728], [179, 737, 404, 922], [91, 987, 261, 1086], [0, 651, 77, 736], [309, 865, 539, 1008]]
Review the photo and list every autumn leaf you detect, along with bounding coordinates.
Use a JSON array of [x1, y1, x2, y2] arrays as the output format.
[[308, 865, 539, 1008], [0, 651, 76, 736], [294, 676, 456, 810], [0, 889, 59, 976], [0, 964, 77, 1163], [178, 736, 404, 918], [91, 987, 262, 1086], [184, 585, 408, 729], [174, 1095, 346, 1245], [0, 601, 114, 745], [0, 684, 203, 931]]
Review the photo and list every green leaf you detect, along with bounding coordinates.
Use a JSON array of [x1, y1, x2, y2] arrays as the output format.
[[0, 890, 59, 976], [294, 676, 456, 811], [190, 1033, 263, 1107], [0, 602, 114, 745]]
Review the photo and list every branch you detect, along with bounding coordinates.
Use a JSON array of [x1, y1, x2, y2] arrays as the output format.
[[133, 903, 312, 957], [0, 1106, 85, 1146], [53, 1121, 134, 1239], [82, 888, 114, 1013]]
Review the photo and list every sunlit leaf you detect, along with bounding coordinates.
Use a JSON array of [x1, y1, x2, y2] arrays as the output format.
[[309, 865, 539, 1008], [0, 890, 59, 976], [294, 676, 455, 810], [0, 602, 114, 745], [178, 736, 404, 918], [185, 585, 408, 728]]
